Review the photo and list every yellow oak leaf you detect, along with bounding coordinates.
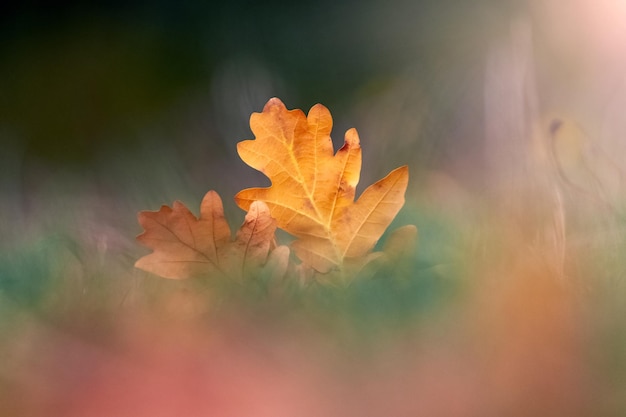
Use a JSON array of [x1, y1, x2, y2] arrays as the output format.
[[135, 190, 285, 280], [235, 98, 409, 273]]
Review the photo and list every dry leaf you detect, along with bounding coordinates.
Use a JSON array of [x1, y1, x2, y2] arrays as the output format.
[[135, 190, 281, 280], [314, 225, 418, 284], [235, 98, 409, 273], [380, 225, 418, 265]]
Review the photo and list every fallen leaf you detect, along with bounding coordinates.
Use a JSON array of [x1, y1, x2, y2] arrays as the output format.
[[313, 225, 418, 285], [235, 98, 409, 273], [135, 190, 282, 280], [380, 224, 418, 265]]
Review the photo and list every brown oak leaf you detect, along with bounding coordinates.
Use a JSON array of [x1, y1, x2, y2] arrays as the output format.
[[235, 98, 409, 273], [135, 190, 286, 280]]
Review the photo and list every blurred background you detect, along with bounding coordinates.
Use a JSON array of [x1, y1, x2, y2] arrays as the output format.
[[2, 0, 626, 415], [0, 0, 524, 192]]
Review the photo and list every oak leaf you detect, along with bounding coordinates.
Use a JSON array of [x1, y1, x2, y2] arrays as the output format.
[[135, 190, 286, 281], [235, 98, 409, 273]]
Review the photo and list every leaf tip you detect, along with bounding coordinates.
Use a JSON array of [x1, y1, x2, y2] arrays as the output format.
[[201, 189, 222, 206], [392, 165, 410, 185], [264, 97, 286, 111], [248, 200, 270, 215], [344, 127, 360, 147]]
